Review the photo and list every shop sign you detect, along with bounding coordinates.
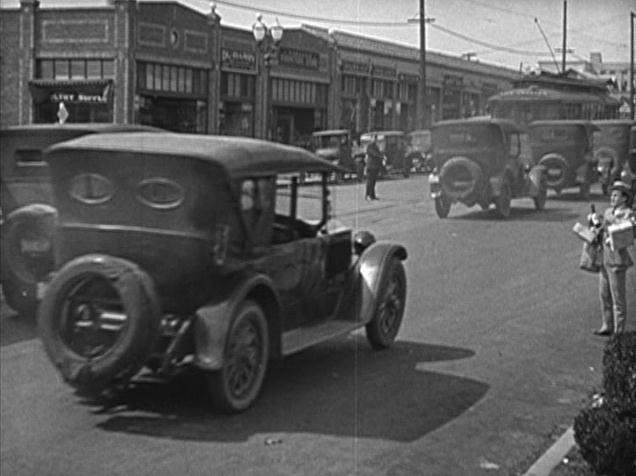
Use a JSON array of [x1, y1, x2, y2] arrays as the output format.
[[278, 48, 320, 70], [443, 74, 463, 89], [222, 48, 256, 70], [372, 64, 397, 78], [50, 85, 110, 104], [399, 73, 419, 83], [341, 61, 369, 75]]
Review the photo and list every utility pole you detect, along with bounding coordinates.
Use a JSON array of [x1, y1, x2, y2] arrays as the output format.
[[561, 0, 567, 75], [418, 0, 427, 129], [631, 11, 634, 119]]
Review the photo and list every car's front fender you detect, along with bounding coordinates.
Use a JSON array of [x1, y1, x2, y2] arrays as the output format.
[[489, 175, 504, 196], [336, 242, 407, 325], [527, 165, 546, 197], [192, 272, 278, 370], [429, 173, 442, 197]]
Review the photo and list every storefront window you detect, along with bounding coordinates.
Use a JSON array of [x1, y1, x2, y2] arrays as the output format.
[[54, 60, 69, 80], [70, 60, 85, 79], [87, 60, 102, 78]]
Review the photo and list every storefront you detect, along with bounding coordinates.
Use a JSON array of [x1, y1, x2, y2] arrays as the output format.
[[219, 30, 257, 137], [339, 60, 370, 134], [29, 59, 114, 124], [136, 61, 209, 133], [268, 43, 330, 144]]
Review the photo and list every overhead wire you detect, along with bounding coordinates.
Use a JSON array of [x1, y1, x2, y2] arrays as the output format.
[[208, 0, 625, 55]]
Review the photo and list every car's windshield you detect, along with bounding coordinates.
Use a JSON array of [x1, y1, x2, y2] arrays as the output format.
[[313, 134, 347, 149], [409, 132, 431, 150]]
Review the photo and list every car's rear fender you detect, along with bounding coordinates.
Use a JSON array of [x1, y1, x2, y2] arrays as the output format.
[[338, 242, 407, 325], [192, 272, 279, 370]]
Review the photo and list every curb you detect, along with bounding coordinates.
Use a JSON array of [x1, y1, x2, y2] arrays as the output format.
[[522, 427, 575, 476]]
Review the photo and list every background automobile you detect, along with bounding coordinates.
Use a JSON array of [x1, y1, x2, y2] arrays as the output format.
[[310, 129, 363, 182], [406, 129, 433, 174], [0, 123, 160, 316], [528, 120, 599, 199], [37, 133, 408, 413], [429, 118, 547, 219], [593, 119, 635, 195], [356, 131, 409, 178]]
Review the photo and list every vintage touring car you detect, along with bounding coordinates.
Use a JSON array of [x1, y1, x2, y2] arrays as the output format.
[[38, 133, 408, 413], [0, 123, 160, 316]]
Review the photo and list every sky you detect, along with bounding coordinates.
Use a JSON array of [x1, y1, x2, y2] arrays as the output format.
[[0, 0, 632, 71]]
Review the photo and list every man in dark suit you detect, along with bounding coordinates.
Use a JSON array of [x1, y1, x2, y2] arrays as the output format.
[[365, 137, 383, 200]]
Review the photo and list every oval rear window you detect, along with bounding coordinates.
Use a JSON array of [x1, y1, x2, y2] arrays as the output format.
[[68, 173, 114, 204], [137, 178, 184, 209]]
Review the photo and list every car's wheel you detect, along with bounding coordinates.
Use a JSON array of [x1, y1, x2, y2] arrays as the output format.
[[534, 180, 547, 211], [366, 257, 406, 350], [434, 195, 451, 219], [1, 204, 57, 317], [206, 300, 269, 413], [495, 179, 512, 219], [38, 255, 161, 393]]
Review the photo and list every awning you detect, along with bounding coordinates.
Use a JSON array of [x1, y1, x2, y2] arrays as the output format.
[[29, 79, 113, 105]]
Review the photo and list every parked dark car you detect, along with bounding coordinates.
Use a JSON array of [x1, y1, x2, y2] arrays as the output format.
[[593, 119, 635, 195], [406, 129, 433, 173], [310, 129, 363, 181], [528, 120, 599, 199], [357, 131, 409, 177], [0, 123, 160, 316], [37, 133, 408, 413], [429, 118, 547, 219]]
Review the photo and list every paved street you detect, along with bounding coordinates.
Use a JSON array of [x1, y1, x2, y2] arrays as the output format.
[[1, 174, 634, 476]]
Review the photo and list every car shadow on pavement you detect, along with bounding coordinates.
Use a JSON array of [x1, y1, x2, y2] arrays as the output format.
[[93, 338, 488, 443], [0, 305, 37, 347], [448, 207, 578, 222]]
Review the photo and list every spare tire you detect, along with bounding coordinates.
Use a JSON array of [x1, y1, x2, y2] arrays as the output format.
[[538, 154, 569, 191], [1, 204, 57, 317], [38, 254, 161, 392], [439, 156, 483, 201]]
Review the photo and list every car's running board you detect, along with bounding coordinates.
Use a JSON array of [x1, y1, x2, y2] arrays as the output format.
[[281, 319, 363, 356]]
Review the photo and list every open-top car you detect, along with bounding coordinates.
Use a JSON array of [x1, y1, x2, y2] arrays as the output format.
[[528, 120, 599, 199], [0, 123, 160, 316], [593, 120, 635, 195], [428, 118, 547, 219], [37, 133, 408, 413], [310, 129, 363, 182]]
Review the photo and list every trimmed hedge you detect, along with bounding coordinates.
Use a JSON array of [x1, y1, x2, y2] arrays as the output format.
[[573, 331, 636, 476]]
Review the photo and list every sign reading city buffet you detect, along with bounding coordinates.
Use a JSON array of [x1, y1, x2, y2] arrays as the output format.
[[50, 89, 109, 104], [278, 48, 320, 70]]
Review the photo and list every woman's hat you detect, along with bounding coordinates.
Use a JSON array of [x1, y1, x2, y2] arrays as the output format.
[[610, 180, 633, 199]]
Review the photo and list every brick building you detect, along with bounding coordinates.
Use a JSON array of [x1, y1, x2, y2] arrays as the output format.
[[1, 0, 521, 141]]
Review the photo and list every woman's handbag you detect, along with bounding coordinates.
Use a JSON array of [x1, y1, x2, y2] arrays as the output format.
[[579, 241, 602, 273]]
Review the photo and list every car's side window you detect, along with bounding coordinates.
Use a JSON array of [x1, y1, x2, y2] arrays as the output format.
[[239, 177, 275, 246]]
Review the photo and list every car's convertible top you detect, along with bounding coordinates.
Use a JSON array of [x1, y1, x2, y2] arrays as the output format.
[[46, 132, 343, 178]]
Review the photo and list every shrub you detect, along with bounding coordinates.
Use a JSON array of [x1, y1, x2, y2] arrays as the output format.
[[573, 331, 636, 476], [602, 332, 636, 411]]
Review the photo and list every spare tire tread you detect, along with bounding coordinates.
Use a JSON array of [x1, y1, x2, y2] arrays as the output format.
[[38, 254, 161, 391]]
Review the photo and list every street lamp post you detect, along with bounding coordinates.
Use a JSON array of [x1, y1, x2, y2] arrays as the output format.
[[252, 15, 283, 141], [408, 1, 434, 129]]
